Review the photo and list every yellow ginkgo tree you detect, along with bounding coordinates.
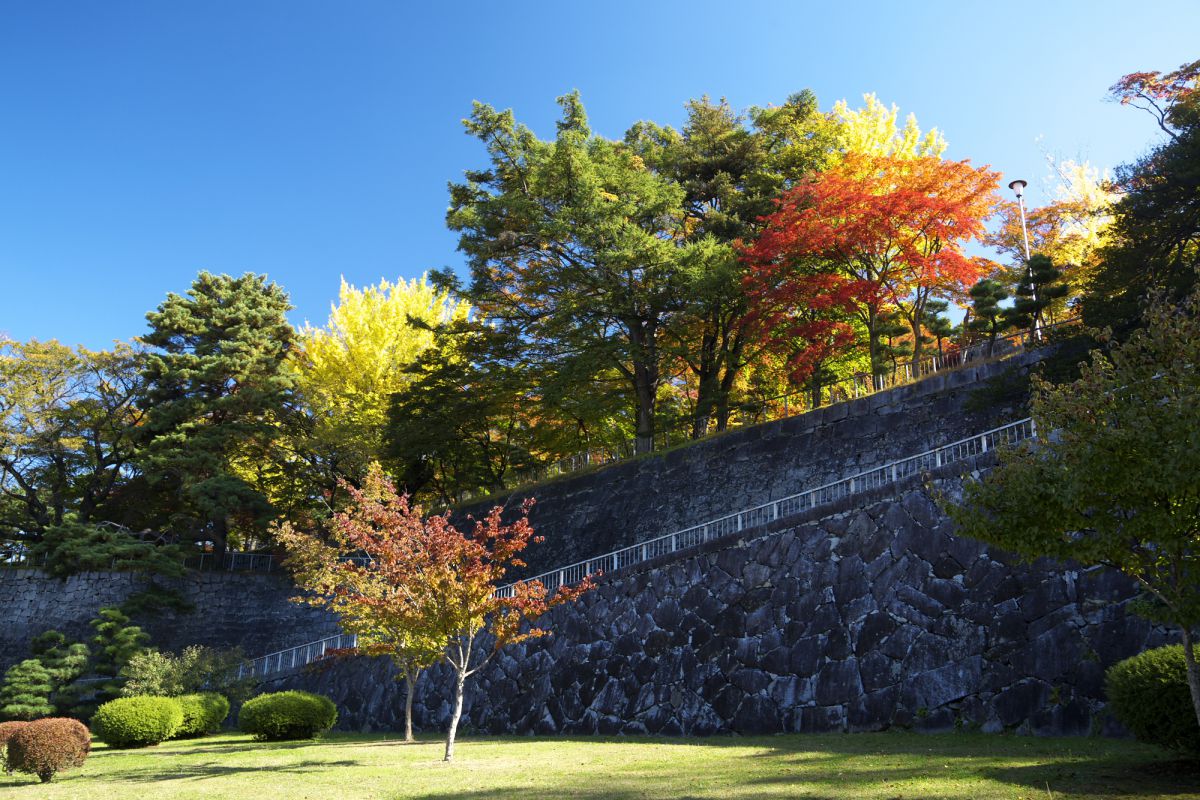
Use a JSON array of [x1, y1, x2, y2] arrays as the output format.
[[294, 275, 470, 484]]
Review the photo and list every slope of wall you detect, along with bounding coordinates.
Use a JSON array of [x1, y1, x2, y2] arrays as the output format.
[[275, 463, 1165, 737], [461, 355, 1038, 578]]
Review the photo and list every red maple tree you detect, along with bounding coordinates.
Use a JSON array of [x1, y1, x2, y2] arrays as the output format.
[[743, 153, 999, 374], [278, 464, 593, 760]]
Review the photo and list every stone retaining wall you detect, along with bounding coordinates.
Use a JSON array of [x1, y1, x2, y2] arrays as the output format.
[[274, 464, 1164, 737], [0, 569, 339, 671]]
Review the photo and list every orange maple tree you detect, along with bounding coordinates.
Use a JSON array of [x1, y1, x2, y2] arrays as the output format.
[[743, 153, 999, 373], [276, 463, 592, 760]]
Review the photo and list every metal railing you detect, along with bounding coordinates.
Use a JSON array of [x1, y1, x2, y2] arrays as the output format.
[[247, 417, 1035, 677], [238, 633, 359, 680], [493, 417, 1035, 598]]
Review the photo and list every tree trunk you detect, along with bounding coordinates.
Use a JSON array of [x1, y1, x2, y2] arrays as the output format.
[[1180, 624, 1200, 732], [691, 328, 720, 439], [865, 308, 882, 388], [909, 318, 925, 376], [443, 670, 467, 762], [403, 668, 417, 743], [628, 322, 659, 455]]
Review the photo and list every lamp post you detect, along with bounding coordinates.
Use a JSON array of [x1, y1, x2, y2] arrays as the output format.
[[1008, 178, 1042, 342]]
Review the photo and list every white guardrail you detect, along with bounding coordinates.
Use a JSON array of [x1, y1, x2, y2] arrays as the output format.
[[241, 417, 1036, 679]]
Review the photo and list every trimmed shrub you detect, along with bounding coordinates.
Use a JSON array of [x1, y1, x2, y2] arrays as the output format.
[[5, 717, 90, 783], [238, 691, 337, 741], [1106, 644, 1200, 756], [92, 696, 183, 748], [0, 721, 28, 774], [175, 693, 230, 738]]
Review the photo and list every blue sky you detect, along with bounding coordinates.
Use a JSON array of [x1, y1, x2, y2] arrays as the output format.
[[1, 1, 1197, 349]]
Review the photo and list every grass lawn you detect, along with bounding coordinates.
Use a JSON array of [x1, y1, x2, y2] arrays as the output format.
[[2, 731, 1197, 799]]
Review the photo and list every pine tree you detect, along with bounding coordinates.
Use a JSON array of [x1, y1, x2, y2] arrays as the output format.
[[0, 660, 54, 721], [967, 279, 1014, 356], [88, 607, 150, 707], [139, 271, 296, 555], [1008, 254, 1070, 335], [876, 311, 912, 377], [29, 630, 89, 713], [921, 300, 957, 360]]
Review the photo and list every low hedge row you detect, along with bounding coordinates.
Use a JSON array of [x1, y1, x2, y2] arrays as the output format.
[[91, 692, 231, 748]]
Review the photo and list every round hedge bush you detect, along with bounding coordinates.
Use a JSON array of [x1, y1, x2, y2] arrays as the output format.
[[1106, 644, 1200, 756], [175, 693, 230, 738], [5, 717, 90, 783], [238, 691, 337, 741], [0, 721, 28, 774], [93, 696, 183, 748]]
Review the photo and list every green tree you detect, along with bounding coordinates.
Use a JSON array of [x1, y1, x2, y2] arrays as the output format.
[[29, 519, 187, 579], [0, 341, 146, 555], [139, 272, 296, 556], [0, 660, 54, 721], [88, 606, 150, 707], [1007, 254, 1070, 335], [947, 289, 1200, 732], [966, 279, 1013, 356], [921, 299, 956, 360], [446, 92, 694, 455], [626, 93, 836, 436], [121, 646, 253, 702], [1085, 60, 1200, 332], [386, 322, 538, 505]]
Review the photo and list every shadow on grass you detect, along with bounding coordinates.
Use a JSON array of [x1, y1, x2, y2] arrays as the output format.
[[86, 758, 362, 784]]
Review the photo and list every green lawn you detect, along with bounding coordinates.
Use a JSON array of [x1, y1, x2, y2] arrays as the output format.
[[3, 731, 1197, 799]]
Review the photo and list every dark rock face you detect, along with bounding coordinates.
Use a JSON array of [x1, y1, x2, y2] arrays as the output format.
[[0, 570, 340, 671], [272, 477, 1170, 737]]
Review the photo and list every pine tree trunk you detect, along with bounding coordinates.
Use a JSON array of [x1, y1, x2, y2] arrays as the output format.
[[1180, 625, 1200, 732], [443, 671, 467, 762]]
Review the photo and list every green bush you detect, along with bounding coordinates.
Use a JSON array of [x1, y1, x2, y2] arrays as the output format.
[[1106, 644, 1200, 756], [122, 646, 255, 703], [238, 691, 337, 741], [175, 693, 229, 738], [92, 696, 183, 748], [4, 717, 90, 783]]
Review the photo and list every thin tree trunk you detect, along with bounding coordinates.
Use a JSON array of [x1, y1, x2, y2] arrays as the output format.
[[1180, 625, 1200, 731], [443, 670, 467, 762], [628, 322, 659, 455], [403, 668, 417, 743], [909, 319, 924, 375]]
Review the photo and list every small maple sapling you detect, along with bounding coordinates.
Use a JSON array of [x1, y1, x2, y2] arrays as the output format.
[[420, 500, 594, 761], [276, 465, 445, 743], [277, 463, 593, 758]]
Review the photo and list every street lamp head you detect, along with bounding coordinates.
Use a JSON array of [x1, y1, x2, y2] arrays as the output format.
[[1008, 179, 1028, 198]]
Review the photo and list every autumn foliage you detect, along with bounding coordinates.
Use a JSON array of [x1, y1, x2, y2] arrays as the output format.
[[4, 718, 90, 783], [742, 154, 999, 377], [277, 463, 592, 759]]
